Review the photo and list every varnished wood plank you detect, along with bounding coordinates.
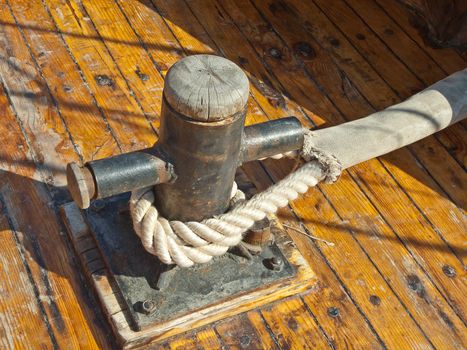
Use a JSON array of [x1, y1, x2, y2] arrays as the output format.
[[113, 0, 189, 77], [350, 160, 466, 319], [406, 136, 466, 209], [248, 162, 435, 349], [0, 0, 79, 189], [43, 0, 157, 151], [246, 311, 281, 349], [260, 298, 331, 349], [79, 0, 167, 124], [0, 86, 53, 348], [0, 75, 110, 347], [436, 126, 467, 169], [382, 150, 466, 263], [106, 316, 222, 349], [344, 0, 445, 85], [0, 161, 112, 349], [3, 0, 120, 162], [372, 0, 466, 75], [311, 0, 422, 98], [194, 328, 223, 349], [0, 210, 54, 349], [215, 312, 279, 349]]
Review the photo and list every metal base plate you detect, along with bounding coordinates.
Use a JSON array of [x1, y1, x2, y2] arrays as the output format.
[[84, 194, 295, 331]]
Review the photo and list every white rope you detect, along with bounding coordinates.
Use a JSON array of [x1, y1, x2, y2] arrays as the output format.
[[130, 130, 342, 267]]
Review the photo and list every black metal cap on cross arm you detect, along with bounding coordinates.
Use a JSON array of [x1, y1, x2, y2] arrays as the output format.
[[66, 55, 305, 221]]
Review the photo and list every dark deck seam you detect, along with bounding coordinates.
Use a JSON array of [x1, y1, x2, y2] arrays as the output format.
[[0, 193, 59, 350], [63, 0, 159, 138], [257, 310, 284, 350], [185, 0, 317, 129], [3, 0, 86, 165], [317, 181, 442, 348], [300, 296, 337, 350], [371, 0, 455, 75], [36, 0, 127, 154], [259, 163, 388, 349]]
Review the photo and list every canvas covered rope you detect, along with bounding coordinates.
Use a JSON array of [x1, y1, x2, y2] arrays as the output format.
[[130, 130, 342, 267]]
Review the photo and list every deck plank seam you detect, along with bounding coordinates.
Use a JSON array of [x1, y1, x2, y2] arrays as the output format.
[[313, 176, 441, 347], [3, 0, 118, 163], [300, 296, 339, 350], [257, 310, 285, 350], [44, 0, 160, 140], [35, 0, 128, 155], [0, 193, 60, 350], [378, 151, 465, 265], [184, 0, 318, 129], [257, 163, 389, 348], [316, 182, 449, 348], [350, 169, 466, 325], [370, 1, 448, 75]]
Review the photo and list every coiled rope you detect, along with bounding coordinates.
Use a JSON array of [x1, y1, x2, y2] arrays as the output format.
[[130, 130, 341, 267]]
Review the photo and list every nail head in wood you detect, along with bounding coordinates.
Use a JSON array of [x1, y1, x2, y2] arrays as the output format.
[[163, 54, 249, 121]]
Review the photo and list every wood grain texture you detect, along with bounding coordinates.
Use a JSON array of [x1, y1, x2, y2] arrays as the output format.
[[163, 54, 249, 121], [2, 0, 121, 163], [373, 0, 466, 74], [0, 50, 111, 348], [0, 0, 465, 348]]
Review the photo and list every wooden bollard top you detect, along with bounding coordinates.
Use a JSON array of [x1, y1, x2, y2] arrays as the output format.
[[163, 55, 250, 122]]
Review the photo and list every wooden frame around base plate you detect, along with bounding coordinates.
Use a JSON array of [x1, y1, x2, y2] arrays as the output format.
[[60, 202, 316, 349]]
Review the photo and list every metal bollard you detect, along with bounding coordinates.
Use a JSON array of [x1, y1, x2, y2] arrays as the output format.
[[67, 55, 305, 221]]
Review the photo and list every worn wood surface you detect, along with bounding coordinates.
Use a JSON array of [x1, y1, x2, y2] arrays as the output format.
[[61, 202, 316, 348], [0, 0, 465, 348]]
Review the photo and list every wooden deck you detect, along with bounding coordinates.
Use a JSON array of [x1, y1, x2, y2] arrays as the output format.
[[0, 0, 465, 348]]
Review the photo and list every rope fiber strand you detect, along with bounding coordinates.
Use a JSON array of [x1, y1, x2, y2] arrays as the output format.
[[130, 130, 342, 267]]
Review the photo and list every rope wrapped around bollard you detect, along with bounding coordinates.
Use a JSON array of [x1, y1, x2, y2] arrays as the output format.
[[130, 130, 342, 267]]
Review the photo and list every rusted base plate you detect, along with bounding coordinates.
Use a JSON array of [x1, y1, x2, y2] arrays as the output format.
[[61, 196, 316, 349]]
